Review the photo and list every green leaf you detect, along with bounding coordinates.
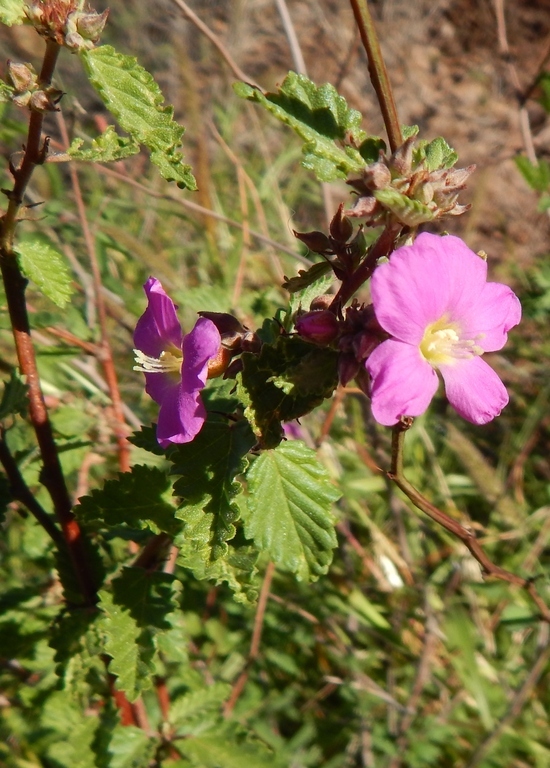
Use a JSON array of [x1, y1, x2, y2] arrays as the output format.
[[237, 335, 339, 448], [49, 608, 103, 696], [423, 136, 458, 171], [169, 683, 232, 735], [0, 368, 28, 419], [128, 424, 165, 456], [16, 235, 73, 307], [374, 187, 434, 226], [243, 440, 339, 581], [76, 464, 181, 536], [81, 46, 196, 189], [68, 125, 140, 163], [178, 722, 282, 768], [110, 566, 180, 630], [0, 80, 13, 103], [170, 418, 256, 561], [98, 587, 157, 702], [0, 0, 26, 26], [515, 155, 550, 192], [177, 545, 259, 604], [235, 73, 369, 182], [106, 724, 157, 768], [283, 261, 333, 294]]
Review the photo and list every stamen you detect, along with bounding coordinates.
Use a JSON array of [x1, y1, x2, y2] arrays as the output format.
[[420, 316, 483, 367], [133, 346, 182, 374]]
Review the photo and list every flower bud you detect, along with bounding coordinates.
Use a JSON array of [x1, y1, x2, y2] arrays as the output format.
[[295, 310, 339, 345], [76, 8, 109, 41], [7, 61, 36, 93]]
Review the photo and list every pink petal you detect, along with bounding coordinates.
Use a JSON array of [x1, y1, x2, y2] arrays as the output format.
[[134, 277, 183, 357], [371, 233, 487, 344], [181, 317, 221, 393], [156, 383, 206, 448], [439, 357, 509, 424], [366, 339, 439, 426], [460, 282, 522, 352]]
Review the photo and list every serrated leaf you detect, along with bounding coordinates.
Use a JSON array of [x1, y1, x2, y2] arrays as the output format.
[[235, 73, 368, 182], [81, 46, 196, 189], [0, 368, 28, 419], [0, 0, 26, 26], [49, 608, 103, 695], [237, 336, 339, 448], [178, 722, 282, 768], [423, 136, 458, 171], [283, 261, 333, 294], [169, 683, 231, 735], [128, 424, 165, 455], [243, 440, 339, 581], [374, 187, 434, 226], [16, 235, 73, 307], [170, 418, 255, 561], [177, 544, 259, 604], [106, 724, 157, 768], [76, 464, 181, 536], [98, 587, 157, 702], [110, 567, 180, 630], [68, 125, 139, 162]]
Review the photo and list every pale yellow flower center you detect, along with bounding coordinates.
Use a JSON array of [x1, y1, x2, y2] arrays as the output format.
[[419, 316, 483, 367], [133, 343, 183, 377]]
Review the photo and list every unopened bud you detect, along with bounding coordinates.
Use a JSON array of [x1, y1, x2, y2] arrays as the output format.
[[76, 8, 109, 41], [295, 310, 339, 345], [363, 160, 391, 190], [7, 61, 36, 93]]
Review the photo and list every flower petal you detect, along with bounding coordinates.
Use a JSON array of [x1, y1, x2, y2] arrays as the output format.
[[156, 382, 206, 448], [181, 317, 221, 392], [439, 356, 508, 424], [366, 339, 439, 425], [371, 233, 487, 344], [134, 277, 183, 357], [460, 282, 522, 352]]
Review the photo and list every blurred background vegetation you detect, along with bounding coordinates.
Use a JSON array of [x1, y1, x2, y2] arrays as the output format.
[[2, 0, 550, 765]]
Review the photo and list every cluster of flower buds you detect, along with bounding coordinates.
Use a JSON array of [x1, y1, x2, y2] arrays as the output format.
[[347, 135, 475, 227], [6, 60, 63, 111], [25, 0, 108, 52], [295, 299, 387, 394]]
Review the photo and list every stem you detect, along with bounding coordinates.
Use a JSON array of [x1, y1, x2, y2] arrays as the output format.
[[0, 40, 98, 607], [349, 0, 402, 152], [389, 421, 550, 623]]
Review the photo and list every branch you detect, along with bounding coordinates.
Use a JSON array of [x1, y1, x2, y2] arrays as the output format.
[[389, 419, 550, 623], [349, 0, 402, 152]]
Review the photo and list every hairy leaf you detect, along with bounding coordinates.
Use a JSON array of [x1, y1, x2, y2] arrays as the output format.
[[171, 418, 255, 561], [81, 46, 196, 188], [235, 73, 368, 182], [243, 440, 339, 581], [76, 464, 181, 536], [98, 588, 157, 701], [176, 544, 259, 604], [169, 683, 232, 736], [110, 566, 180, 630], [16, 235, 73, 307], [68, 125, 139, 163], [283, 261, 333, 294], [237, 336, 339, 448], [0, 0, 26, 26], [374, 187, 434, 226], [178, 722, 282, 768], [106, 724, 157, 768]]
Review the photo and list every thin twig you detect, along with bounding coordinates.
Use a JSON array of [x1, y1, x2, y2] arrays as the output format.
[[389, 420, 550, 623], [171, 0, 261, 88], [224, 561, 276, 716], [56, 113, 131, 473], [349, 0, 402, 152]]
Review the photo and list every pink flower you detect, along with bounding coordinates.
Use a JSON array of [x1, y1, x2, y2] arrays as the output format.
[[133, 277, 221, 447], [366, 233, 521, 426]]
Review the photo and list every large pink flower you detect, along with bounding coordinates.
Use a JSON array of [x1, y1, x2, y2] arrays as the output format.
[[133, 277, 221, 447], [366, 232, 521, 426]]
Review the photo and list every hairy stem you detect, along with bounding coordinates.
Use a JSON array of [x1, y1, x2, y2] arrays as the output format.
[[349, 0, 402, 152]]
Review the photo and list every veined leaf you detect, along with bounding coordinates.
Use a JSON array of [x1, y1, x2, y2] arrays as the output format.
[[235, 73, 369, 182], [76, 464, 181, 536], [178, 722, 282, 768], [0, 0, 26, 26], [110, 566, 180, 630], [16, 235, 73, 307], [68, 126, 139, 163], [169, 683, 232, 735], [171, 418, 256, 561], [243, 440, 339, 581], [106, 725, 157, 768], [374, 187, 434, 226], [80, 45, 196, 189], [176, 544, 259, 604], [0, 368, 27, 420]]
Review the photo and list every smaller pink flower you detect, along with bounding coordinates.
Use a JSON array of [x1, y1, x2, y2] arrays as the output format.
[[133, 277, 221, 447], [366, 233, 521, 426]]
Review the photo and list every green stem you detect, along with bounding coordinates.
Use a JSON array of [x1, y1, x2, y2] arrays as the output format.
[[349, 0, 402, 152]]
